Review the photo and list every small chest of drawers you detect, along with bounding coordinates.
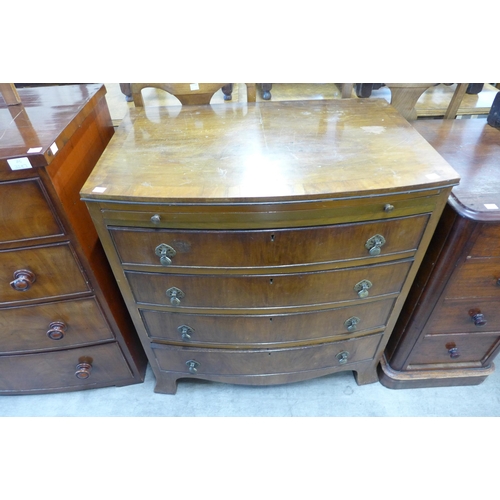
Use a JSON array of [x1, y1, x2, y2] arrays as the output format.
[[0, 85, 147, 394], [380, 118, 500, 388], [81, 98, 459, 394]]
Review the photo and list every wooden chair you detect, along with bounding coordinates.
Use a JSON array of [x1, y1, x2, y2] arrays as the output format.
[[130, 83, 256, 106]]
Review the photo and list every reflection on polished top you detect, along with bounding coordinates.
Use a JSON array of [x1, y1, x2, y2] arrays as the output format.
[[413, 117, 500, 218], [81, 98, 460, 204], [0, 84, 105, 171]]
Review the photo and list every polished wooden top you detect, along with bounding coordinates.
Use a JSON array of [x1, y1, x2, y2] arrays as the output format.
[[0, 84, 106, 173], [81, 98, 460, 204], [413, 118, 500, 220]]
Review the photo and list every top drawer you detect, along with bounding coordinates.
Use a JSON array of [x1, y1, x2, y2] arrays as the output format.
[[468, 224, 500, 258], [110, 215, 428, 270], [0, 179, 64, 245]]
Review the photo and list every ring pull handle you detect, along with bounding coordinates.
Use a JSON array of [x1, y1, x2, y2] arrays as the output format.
[[47, 321, 67, 340], [344, 316, 360, 332], [446, 342, 460, 359], [178, 325, 194, 341], [75, 361, 93, 379], [354, 279, 372, 298], [469, 308, 487, 327], [186, 360, 200, 374], [336, 351, 349, 364], [155, 244, 176, 266], [166, 287, 185, 305], [10, 269, 36, 291], [365, 234, 386, 256]]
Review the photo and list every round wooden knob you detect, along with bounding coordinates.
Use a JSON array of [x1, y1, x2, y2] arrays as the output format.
[[47, 321, 67, 340], [469, 309, 487, 327], [446, 342, 460, 359], [75, 362, 92, 379], [10, 269, 36, 291]]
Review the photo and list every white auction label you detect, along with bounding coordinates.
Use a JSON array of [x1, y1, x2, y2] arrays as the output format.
[[50, 142, 59, 155], [190, 83, 199, 91], [484, 204, 499, 210], [92, 186, 107, 193], [7, 157, 32, 170], [27, 147, 43, 153]]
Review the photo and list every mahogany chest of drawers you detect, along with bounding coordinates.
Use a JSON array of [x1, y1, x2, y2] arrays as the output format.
[[0, 84, 147, 394], [380, 117, 500, 388], [81, 98, 459, 394]]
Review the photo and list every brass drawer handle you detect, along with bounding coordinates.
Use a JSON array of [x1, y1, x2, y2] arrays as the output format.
[[75, 361, 92, 379], [336, 351, 349, 364], [354, 279, 372, 298], [47, 321, 67, 340], [344, 316, 360, 332], [186, 360, 200, 374], [166, 287, 185, 305], [178, 325, 194, 341], [469, 309, 487, 327], [365, 234, 386, 256], [10, 269, 36, 291], [155, 243, 176, 266], [446, 342, 460, 359]]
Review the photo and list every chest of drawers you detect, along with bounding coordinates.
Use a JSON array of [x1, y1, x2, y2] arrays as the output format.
[[0, 85, 147, 394], [81, 98, 459, 394], [380, 118, 500, 388]]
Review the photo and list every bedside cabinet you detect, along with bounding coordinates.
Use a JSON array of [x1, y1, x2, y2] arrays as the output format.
[[380, 117, 500, 388], [81, 98, 459, 394], [0, 84, 147, 394]]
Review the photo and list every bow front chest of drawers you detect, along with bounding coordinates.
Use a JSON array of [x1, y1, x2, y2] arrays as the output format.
[[0, 84, 147, 394], [81, 98, 459, 394]]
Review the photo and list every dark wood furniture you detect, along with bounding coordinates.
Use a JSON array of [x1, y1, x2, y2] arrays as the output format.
[[81, 98, 459, 394], [0, 84, 147, 394], [380, 117, 500, 388]]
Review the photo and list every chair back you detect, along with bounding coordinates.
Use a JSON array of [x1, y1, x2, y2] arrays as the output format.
[[131, 83, 231, 106]]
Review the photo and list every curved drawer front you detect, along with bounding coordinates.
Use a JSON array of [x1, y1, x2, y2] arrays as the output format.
[[0, 342, 133, 393], [0, 179, 63, 245], [0, 243, 90, 305], [408, 333, 500, 366], [110, 215, 428, 269], [153, 334, 383, 377], [426, 298, 500, 335], [0, 298, 115, 354], [141, 297, 395, 346], [445, 258, 500, 299], [126, 260, 411, 309]]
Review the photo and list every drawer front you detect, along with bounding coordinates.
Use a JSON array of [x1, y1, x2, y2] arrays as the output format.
[[426, 298, 500, 335], [0, 342, 134, 393], [110, 215, 428, 269], [141, 297, 395, 346], [100, 191, 440, 229], [0, 179, 63, 244], [0, 298, 115, 354], [153, 334, 383, 377], [445, 258, 500, 299], [408, 333, 500, 366], [0, 243, 91, 305], [127, 260, 411, 309], [469, 224, 500, 258]]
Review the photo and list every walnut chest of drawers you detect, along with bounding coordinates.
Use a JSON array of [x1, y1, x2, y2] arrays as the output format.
[[0, 84, 147, 394], [380, 117, 500, 388], [81, 98, 459, 394]]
